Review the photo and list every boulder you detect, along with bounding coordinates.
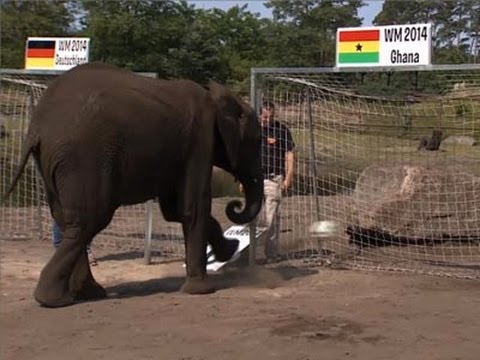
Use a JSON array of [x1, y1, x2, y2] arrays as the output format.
[[442, 135, 477, 146], [353, 164, 480, 239]]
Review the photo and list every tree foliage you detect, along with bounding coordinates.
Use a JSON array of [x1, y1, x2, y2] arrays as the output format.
[[265, 0, 364, 66], [1, 0, 478, 92], [373, 0, 479, 64], [1, 0, 74, 67]]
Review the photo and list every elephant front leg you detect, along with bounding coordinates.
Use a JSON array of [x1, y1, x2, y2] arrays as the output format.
[[180, 215, 216, 295]]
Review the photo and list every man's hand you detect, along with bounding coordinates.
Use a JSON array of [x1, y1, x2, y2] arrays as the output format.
[[282, 178, 291, 191]]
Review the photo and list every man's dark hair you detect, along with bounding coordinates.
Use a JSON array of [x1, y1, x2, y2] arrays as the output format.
[[262, 100, 275, 110]]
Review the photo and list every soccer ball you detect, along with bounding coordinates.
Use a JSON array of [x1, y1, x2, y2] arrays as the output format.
[[310, 221, 338, 237]]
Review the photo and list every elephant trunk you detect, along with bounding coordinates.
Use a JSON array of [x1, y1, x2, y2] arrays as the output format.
[[226, 177, 263, 224]]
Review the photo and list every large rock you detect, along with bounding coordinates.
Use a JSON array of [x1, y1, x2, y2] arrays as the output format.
[[353, 164, 480, 239], [442, 135, 477, 146]]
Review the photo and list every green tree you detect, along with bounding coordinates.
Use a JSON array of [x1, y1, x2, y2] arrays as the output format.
[[81, 0, 190, 75], [193, 6, 268, 92], [462, 0, 480, 63], [373, 0, 479, 64], [264, 0, 364, 67], [166, 8, 228, 84], [373, 0, 439, 26], [81, 0, 231, 84], [1, 0, 75, 68]]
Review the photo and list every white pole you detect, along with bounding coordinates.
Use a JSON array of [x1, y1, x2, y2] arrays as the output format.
[[144, 199, 154, 264], [249, 69, 260, 267]]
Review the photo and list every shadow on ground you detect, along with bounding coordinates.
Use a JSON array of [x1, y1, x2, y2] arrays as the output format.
[[96, 251, 146, 261], [105, 276, 185, 298], [104, 264, 318, 300]]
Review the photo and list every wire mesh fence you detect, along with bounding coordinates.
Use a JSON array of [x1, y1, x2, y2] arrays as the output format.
[[0, 69, 242, 264], [251, 65, 480, 279], [0, 71, 156, 253], [3, 65, 480, 279]]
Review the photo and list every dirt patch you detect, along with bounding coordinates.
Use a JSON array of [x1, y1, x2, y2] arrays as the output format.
[[1, 238, 480, 360], [271, 314, 364, 342]]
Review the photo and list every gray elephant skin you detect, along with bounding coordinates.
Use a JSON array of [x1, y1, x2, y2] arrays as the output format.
[[2, 62, 264, 307]]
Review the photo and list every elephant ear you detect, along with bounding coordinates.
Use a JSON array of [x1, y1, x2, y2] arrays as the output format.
[[208, 80, 243, 171]]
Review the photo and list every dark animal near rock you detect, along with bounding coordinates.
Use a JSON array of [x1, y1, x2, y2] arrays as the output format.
[[0, 124, 9, 139], [418, 129, 443, 151]]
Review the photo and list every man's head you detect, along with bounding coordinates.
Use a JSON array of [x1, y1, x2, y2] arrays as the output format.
[[260, 100, 275, 125]]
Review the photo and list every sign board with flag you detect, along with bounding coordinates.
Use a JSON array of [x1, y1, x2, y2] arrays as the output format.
[[336, 23, 432, 68], [25, 37, 90, 70]]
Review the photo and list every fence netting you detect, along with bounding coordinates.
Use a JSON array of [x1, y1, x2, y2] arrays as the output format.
[[252, 67, 480, 279], [0, 72, 156, 254]]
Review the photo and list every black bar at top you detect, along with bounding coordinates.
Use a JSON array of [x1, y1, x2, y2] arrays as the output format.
[[27, 40, 55, 49]]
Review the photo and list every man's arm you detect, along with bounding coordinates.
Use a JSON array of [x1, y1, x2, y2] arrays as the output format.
[[283, 150, 294, 190]]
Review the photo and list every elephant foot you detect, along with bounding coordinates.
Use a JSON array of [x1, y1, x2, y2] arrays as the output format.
[[212, 238, 239, 262], [34, 284, 75, 308], [74, 281, 107, 302], [181, 277, 215, 295]]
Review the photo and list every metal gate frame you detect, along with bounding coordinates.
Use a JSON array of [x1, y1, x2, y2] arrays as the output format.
[[247, 63, 480, 266]]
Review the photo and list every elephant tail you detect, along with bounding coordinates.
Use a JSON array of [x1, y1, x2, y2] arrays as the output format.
[[1, 135, 39, 204]]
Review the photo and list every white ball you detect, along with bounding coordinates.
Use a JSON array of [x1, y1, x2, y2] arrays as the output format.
[[310, 221, 338, 237]]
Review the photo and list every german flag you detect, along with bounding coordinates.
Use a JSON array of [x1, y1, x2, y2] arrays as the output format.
[[25, 39, 55, 69], [337, 29, 380, 64]]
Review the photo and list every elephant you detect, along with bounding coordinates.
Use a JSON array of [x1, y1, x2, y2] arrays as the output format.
[[2, 62, 264, 307]]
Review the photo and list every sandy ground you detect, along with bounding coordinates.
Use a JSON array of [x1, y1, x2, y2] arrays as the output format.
[[1, 238, 480, 360]]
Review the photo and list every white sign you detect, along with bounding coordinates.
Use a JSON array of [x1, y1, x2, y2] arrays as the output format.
[[206, 225, 266, 272], [336, 23, 432, 68], [182, 225, 267, 272], [25, 37, 90, 70]]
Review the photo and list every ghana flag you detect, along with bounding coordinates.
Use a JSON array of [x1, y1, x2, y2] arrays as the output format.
[[25, 39, 56, 69], [337, 29, 380, 64]]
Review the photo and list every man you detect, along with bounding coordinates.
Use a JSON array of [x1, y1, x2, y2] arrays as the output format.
[[258, 100, 295, 263]]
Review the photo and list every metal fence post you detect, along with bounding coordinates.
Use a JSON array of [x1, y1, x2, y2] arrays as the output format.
[[306, 88, 321, 221], [144, 199, 154, 264], [249, 68, 260, 267], [27, 91, 44, 240]]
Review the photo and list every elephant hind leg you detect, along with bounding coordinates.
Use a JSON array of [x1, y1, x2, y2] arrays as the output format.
[[34, 209, 115, 307], [34, 226, 83, 307], [34, 224, 110, 307], [34, 166, 117, 307], [69, 247, 106, 302], [34, 245, 107, 307]]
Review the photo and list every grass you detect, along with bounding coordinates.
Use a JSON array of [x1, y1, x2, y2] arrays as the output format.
[[290, 126, 480, 196]]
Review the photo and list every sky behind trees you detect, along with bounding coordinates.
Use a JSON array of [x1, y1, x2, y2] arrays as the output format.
[[1, 0, 478, 94], [190, 0, 384, 25]]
